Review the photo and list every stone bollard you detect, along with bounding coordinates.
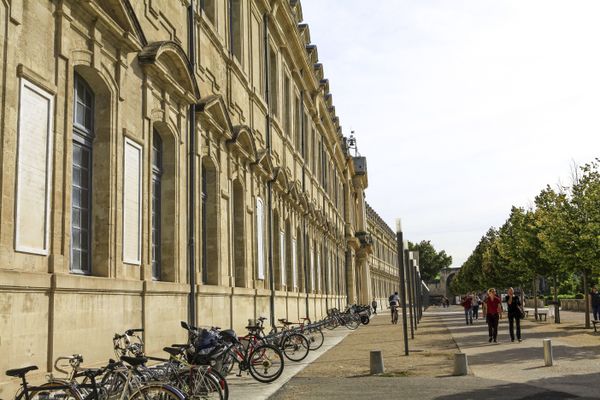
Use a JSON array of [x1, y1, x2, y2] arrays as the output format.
[[453, 353, 468, 376], [370, 350, 385, 374], [543, 339, 553, 366]]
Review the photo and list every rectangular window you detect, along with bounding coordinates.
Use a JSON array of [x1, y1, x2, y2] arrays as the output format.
[[312, 129, 319, 172], [310, 245, 315, 291], [269, 45, 278, 116], [328, 253, 332, 293], [230, 0, 242, 62], [201, 0, 216, 24], [302, 113, 308, 159], [317, 250, 321, 292], [283, 75, 290, 136], [256, 197, 265, 280], [15, 79, 54, 255], [292, 238, 297, 288], [123, 138, 142, 265], [294, 96, 301, 150], [280, 230, 286, 286]]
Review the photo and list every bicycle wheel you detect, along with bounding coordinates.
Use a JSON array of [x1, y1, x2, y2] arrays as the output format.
[[345, 316, 360, 330], [247, 344, 284, 383], [207, 369, 229, 400], [324, 317, 338, 330], [281, 333, 310, 362], [129, 383, 186, 400], [176, 367, 225, 400], [28, 382, 82, 400], [305, 328, 324, 351], [100, 369, 128, 400]]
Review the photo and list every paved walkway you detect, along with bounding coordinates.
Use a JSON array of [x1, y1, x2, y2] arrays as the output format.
[[268, 307, 600, 400], [227, 324, 352, 400]]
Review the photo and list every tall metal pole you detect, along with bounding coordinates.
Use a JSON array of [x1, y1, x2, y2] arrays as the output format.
[[411, 260, 419, 328], [405, 245, 414, 339], [395, 220, 409, 356]]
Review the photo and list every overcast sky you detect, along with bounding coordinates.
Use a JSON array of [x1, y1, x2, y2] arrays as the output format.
[[300, 0, 600, 266]]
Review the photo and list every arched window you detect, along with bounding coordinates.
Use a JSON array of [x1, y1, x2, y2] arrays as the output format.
[[151, 130, 162, 280], [71, 73, 94, 274]]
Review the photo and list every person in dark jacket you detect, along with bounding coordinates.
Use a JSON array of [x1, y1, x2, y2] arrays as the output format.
[[460, 295, 473, 325], [504, 287, 523, 342], [591, 287, 600, 321]]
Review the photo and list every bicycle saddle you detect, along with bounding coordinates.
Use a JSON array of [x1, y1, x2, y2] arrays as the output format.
[[6, 366, 38, 377], [163, 347, 184, 356], [120, 356, 147, 367], [245, 325, 263, 331], [81, 368, 103, 379], [278, 318, 288, 323]]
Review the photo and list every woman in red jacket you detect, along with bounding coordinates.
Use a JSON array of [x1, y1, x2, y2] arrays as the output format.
[[484, 288, 502, 343]]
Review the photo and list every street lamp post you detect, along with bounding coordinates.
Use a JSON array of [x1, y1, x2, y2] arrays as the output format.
[[396, 219, 409, 356], [406, 244, 415, 338]]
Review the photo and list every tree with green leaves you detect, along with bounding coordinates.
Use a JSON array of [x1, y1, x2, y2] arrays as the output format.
[[407, 240, 452, 282]]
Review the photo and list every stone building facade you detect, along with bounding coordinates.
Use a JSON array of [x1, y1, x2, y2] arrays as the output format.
[[366, 203, 400, 308], [0, 0, 396, 393]]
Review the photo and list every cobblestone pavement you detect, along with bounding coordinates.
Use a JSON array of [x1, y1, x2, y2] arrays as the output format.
[[269, 307, 600, 400]]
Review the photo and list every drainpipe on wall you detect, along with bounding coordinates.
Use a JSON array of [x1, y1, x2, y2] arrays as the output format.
[[263, 12, 276, 328], [187, 0, 197, 327]]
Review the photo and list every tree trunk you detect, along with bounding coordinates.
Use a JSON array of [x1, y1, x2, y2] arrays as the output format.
[[553, 275, 560, 324], [583, 269, 590, 329]]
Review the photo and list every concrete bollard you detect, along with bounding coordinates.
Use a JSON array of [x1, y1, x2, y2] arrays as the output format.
[[453, 353, 468, 376], [543, 339, 553, 366], [370, 350, 385, 374]]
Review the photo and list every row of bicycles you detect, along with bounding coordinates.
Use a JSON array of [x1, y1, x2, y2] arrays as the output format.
[[6, 306, 371, 400]]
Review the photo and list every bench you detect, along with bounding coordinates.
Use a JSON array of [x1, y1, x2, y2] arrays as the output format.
[[593, 320, 599, 333], [535, 310, 548, 321]]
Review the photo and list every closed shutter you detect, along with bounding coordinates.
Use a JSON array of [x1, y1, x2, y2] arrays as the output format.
[[292, 238, 297, 288], [256, 197, 265, 280], [15, 79, 54, 254], [123, 138, 142, 264], [280, 230, 286, 286]]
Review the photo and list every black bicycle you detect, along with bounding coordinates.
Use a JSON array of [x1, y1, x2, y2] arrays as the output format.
[[6, 356, 186, 400]]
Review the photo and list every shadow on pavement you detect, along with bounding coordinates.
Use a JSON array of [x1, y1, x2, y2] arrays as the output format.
[[465, 343, 600, 365], [434, 372, 600, 400]]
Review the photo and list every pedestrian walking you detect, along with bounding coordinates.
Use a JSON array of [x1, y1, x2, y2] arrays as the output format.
[[504, 287, 523, 342], [460, 294, 473, 325], [472, 293, 481, 320], [371, 298, 378, 315], [484, 288, 502, 343], [591, 287, 600, 321]]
